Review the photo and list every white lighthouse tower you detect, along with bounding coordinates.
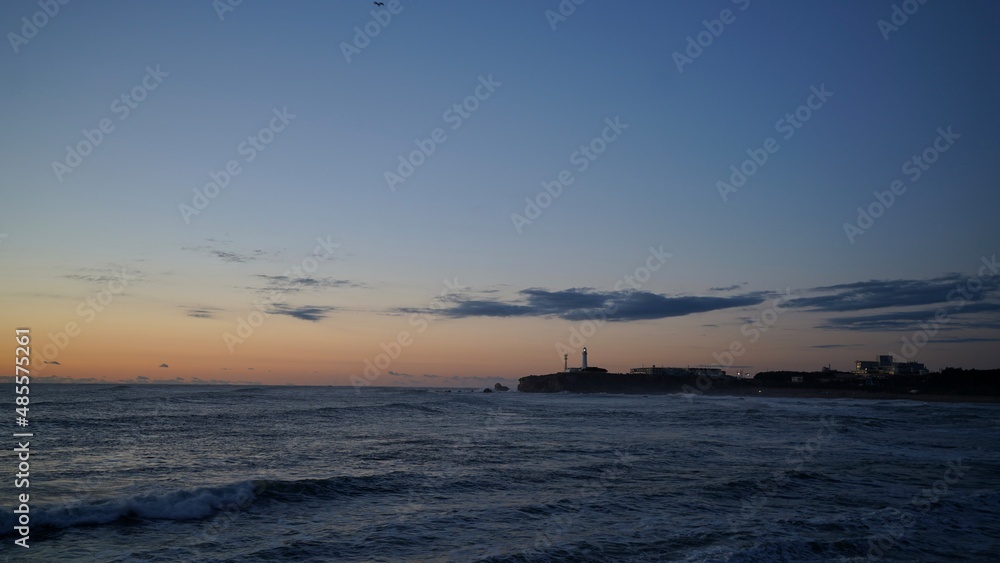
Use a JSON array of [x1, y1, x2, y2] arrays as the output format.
[[582, 347, 588, 370]]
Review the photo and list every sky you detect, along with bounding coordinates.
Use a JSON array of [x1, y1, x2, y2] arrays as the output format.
[[2, 0, 999, 386]]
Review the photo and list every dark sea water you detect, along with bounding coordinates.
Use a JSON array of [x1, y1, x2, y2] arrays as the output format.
[[1, 384, 998, 562]]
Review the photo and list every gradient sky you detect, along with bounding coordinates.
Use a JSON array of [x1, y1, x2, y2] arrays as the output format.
[[2, 0, 999, 386]]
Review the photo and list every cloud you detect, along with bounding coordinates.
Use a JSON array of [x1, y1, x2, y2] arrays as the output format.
[[929, 337, 1000, 344], [182, 242, 268, 264], [446, 375, 518, 384], [65, 273, 122, 283], [63, 265, 141, 284], [592, 292, 767, 322], [159, 363, 169, 368], [213, 250, 260, 263], [118, 376, 190, 384], [709, 284, 745, 292], [816, 302, 1000, 331], [785, 273, 1000, 333], [789, 274, 1000, 312], [185, 306, 223, 319], [406, 287, 769, 322], [254, 275, 365, 291], [266, 304, 336, 321], [0, 375, 100, 384], [189, 377, 261, 385]]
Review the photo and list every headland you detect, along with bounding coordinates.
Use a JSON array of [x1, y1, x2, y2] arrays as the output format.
[[518, 360, 1000, 403]]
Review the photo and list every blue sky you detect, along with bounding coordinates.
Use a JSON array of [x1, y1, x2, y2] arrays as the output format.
[[2, 0, 999, 384]]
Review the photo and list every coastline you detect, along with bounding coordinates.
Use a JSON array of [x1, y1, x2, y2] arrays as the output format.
[[516, 372, 1000, 404], [695, 386, 1000, 404]]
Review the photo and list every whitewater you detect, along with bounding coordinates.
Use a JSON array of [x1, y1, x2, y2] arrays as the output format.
[[1, 384, 997, 561]]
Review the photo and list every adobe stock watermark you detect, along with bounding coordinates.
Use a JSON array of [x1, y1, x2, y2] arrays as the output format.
[[728, 415, 838, 531], [856, 459, 968, 562], [222, 235, 340, 353], [843, 126, 958, 244], [553, 245, 671, 359], [523, 449, 633, 558], [672, 0, 751, 73], [382, 405, 511, 553], [684, 288, 793, 399], [179, 107, 296, 223], [712, 288, 793, 369], [7, 0, 72, 54], [878, 0, 931, 42], [340, 0, 408, 63], [351, 277, 466, 391], [897, 254, 997, 361], [544, 0, 588, 31], [511, 116, 628, 234], [384, 74, 501, 192], [51, 65, 169, 183], [212, 0, 243, 21], [34, 268, 138, 371], [716, 84, 833, 202]]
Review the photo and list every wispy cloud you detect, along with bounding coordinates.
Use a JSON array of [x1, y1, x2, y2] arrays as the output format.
[[254, 275, 365, 291], [185, 306, 223, 319], [929, 337, 1000, 344], [214, 250, 262, 263], [401, 287, 769, 322], [816, 303, 1000, 331], [63, 265, 141, 284], [0, 375, 101, 384], [182, 242, 269, 264], [65, 273, 122, 283], [709, 283, 746, 292], [784, 274, 1000, 334], [789, 274, 1000, 312], [266, 304, 336, 322]]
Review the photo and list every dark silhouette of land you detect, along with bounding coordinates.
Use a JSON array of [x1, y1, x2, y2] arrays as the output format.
[[517, 368, 1000, 403]]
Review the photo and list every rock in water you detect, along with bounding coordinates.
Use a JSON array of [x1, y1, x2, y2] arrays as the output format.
[[493, 383, 509, 392]]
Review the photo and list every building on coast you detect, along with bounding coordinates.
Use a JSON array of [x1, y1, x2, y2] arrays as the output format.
[[629, 365, 728, 378], [853, 355, 928, 376]]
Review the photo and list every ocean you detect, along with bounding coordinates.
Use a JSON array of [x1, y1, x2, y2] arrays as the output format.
[[1, 384, 998, 562]]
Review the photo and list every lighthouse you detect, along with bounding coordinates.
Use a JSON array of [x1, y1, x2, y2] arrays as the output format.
[[582, 347, 588, 370]]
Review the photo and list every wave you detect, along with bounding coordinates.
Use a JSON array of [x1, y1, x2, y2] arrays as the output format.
[[0, 482, 258, 536], [382, 402, 443, 413], [307, 402, 443, 415], [0, 473, 411, 537]]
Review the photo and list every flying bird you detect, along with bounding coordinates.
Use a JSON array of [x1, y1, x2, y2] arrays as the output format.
[[374, 2, 384, 6]]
